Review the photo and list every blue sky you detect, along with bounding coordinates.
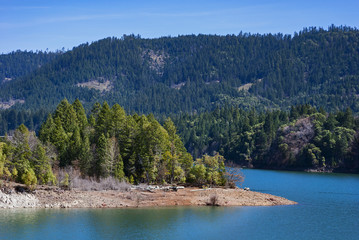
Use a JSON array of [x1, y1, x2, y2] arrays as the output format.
[[0, 0, 358, 53]]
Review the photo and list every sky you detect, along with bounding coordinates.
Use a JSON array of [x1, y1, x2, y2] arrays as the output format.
[[0, 0, 358, 53]]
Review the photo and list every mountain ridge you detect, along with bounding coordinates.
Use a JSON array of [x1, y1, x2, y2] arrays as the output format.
[[0, 25, 358, 115]]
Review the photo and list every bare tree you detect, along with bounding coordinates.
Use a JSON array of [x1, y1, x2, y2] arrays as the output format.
[[225, 161, 245, 188], [207, 194, 219, 206]]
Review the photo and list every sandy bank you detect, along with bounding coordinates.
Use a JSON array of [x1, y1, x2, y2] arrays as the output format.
[[0, 183, 297, 209]]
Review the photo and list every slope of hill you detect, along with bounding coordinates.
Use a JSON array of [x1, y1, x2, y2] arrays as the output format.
[[0, 50, 59, 85], [172, 105, 359, 172], [0, 25, 358, 115]]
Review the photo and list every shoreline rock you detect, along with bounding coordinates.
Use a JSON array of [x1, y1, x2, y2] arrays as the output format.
[[0, 190, 39, 209], [0, 184, 297, 209]]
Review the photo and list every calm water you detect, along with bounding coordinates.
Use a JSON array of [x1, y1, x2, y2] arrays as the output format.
[[1, 169, 358, 240]]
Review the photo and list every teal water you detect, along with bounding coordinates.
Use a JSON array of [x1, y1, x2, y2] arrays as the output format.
[[1, 169, 358, 240]]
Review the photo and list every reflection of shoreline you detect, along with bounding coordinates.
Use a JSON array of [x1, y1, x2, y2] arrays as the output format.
[[1, 185, 297, 209]]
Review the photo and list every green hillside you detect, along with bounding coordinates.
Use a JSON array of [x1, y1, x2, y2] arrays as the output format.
[[0, 26, 359, 135], [172, 105, 359, 172], [0, 26, 358, 114], [0, 50, 59, 84]]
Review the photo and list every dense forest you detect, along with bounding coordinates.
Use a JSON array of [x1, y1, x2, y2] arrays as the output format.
[[0, 25, 358, 120], [0, 108, 48, 135], [0, 26, 359, 176], [172, 105, 359, 172], [0, 99, 228, 188], [0, 50, 59, 84]]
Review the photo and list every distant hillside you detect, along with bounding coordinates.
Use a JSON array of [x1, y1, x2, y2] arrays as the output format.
[[172, 105, 359, 173], [0, 25, 359, 115], [0, 50, 59, 85]]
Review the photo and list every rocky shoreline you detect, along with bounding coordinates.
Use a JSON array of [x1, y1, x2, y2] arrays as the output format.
[[0, 183, 297, 209]]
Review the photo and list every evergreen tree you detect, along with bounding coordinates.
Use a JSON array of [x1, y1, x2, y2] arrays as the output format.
[[72, 99, 88, 131], [94, 133, 110, 177], [79, 135, 92, 176], [32, 144, 56, 185], [39, 114, 55, 143]]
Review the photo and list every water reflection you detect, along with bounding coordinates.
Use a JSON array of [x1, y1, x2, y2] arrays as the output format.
[[1, 169, 358, 240], [0, 207, 243, 240]]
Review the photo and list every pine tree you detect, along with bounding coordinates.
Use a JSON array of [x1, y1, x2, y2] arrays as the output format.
[[72, 99, 88, 131], [68, 127, 82, 164], [94, 133, 110, 178], [39, 114, 55, 143], [54, 99, 78, 133], [51, 117, 68, 166], [32, 144, 56, 185], [95, 101, 112, 137], [79, 135, 92, 176], [12, 124, 33, 181], [0, 142, 7, 178], [110, 104, 126, 138], [114, 154, 125, 181], [324, 113, 338, 131]]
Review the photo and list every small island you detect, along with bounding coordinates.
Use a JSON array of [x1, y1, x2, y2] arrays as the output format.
[[0, 182, 296, 209], [0, 99, 296, 209]]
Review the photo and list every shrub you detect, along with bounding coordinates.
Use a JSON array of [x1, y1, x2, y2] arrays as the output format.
[[207, 194, 219, 206], [61, 173, 70, 189], [11, 168, 18, 181], [21, 169, 37, 190], [71, 176, 131, 191]]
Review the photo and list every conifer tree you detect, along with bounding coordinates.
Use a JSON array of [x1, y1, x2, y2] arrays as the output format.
[[12, 124, 33, 182], [0, 142, 6, 178], [95, 101, 112, 137], [68, 127, 82, 164], [39, 114, 55, 143], [94, 133, 110, 178], [79, 135, 92, 176], [110, 104, 126, 138], [54, 99, 78, 133], [114, 154, 125, 181], [51, 117, 69, 166], [32, 144, 56, 185], [72, 99, 88, 131]]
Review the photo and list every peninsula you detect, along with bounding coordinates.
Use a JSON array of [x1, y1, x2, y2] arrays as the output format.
[[0, 183, 296, 209]]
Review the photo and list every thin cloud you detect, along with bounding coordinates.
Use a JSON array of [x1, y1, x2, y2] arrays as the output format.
[[0, 13, 129, 29], [138, 3, 283, 18], [0, 6, 50, 10]]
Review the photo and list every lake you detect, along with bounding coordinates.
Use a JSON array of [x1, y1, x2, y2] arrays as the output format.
[[1, 169, 358, 240]]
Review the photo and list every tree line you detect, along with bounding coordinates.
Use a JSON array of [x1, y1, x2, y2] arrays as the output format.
[[172, 104, 359, 172], [0, 99, 229, 188], [0, 25, 358, 115]]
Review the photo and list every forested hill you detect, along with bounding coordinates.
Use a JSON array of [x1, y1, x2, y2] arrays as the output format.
[[0, 50, 59, 84], [172, 105, 359, 172], [1, 25, 359, 116]]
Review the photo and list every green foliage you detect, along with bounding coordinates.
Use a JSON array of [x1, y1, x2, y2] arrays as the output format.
[[79, 135, 92, 176], [114, 154, 125, 181], [33, 145, 56, 185], [1, 26, 359, 137], [72, 99, 88, 130], [188, 154, 226, 186], [61, 173, 70, 188], [0, 142, 6, 177], [0, 124, 57, 186], [37, 100, 197, 185], [299, 144, 325, 167], [174, 104, 359, 172], [11, 167, 18, 180], [21, 168, 37, 189], [94, 133, 110, 178], [188, 164, 207, 185]]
